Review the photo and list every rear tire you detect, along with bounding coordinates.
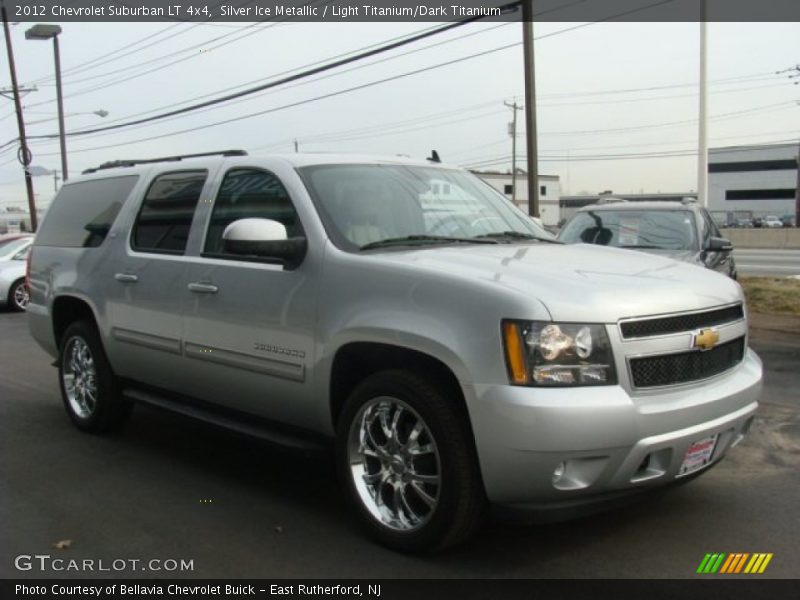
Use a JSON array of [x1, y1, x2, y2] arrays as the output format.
[[58, 320, 132, 433], [8, 278, 28, 312], [336, 370, 485, 552]]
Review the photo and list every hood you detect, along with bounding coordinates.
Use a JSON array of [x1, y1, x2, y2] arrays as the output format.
[[371, 242, 741, 323], [631, 247, 703, 265]]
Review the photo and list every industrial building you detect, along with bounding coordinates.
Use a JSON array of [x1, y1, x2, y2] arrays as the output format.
[[708, 142, 799, 224], [473, 170, 561, 225]]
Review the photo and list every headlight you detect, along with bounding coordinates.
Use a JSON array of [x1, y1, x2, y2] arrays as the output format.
[[502, 320, 617, 386]]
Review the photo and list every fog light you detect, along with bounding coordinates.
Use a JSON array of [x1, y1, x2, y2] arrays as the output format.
[[552, 461, 566, 484]]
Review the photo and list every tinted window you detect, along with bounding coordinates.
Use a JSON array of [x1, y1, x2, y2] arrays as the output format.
[[559, 209, 698, 250], [204, 168, 301, 256], [35, 176, 138, 248], [0, 237, 32, 257], [132, 171, 207, 254]]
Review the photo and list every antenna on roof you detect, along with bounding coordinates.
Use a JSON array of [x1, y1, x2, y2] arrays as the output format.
[[427, 150, 441, 163]]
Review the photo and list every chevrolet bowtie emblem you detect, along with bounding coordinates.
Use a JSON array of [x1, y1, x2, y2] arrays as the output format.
[[693, 328, 720, 351]]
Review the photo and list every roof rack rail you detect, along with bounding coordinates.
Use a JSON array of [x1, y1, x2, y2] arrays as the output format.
[[82, 149, 247, 174]]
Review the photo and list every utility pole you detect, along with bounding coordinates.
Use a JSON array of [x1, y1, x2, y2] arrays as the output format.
[[53, 169, 60, 192], [522, 0, 540, 217], [697, 4, 709, 207], [294, 139, 299, 153], [504, 101, 522, 205], [1, 0, 38, 231]]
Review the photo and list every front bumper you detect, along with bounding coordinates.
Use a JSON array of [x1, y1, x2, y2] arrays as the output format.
[[465, 348, 762, 510]]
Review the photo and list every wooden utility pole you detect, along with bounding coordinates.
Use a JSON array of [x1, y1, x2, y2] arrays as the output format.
[[522, 1, 539, 217], [1, 0, 38, 231]]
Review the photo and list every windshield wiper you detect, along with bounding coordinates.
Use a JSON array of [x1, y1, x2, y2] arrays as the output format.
[[476, 231, 563, 244], [618, 244, 664, 249], [360, 235, 499, 251]]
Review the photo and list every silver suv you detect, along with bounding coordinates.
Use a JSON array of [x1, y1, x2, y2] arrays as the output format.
[[27, 151, 762, 552]]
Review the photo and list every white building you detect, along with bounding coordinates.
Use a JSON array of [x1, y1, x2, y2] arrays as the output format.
[[708, 142, 799, 222], [473, 171, 561, 226]]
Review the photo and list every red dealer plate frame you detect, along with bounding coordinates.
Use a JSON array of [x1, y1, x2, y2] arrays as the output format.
[[677, 434, 718, 477]]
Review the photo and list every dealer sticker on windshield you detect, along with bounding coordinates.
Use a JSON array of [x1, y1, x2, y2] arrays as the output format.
[[678, 435, 718, 477]]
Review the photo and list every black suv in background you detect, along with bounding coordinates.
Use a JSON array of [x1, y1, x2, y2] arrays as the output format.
[[558, 200, 737, 279]]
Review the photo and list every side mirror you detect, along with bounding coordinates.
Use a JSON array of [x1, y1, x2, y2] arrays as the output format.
[[707, 236, 733, 252], [222, 218, 306, 267]]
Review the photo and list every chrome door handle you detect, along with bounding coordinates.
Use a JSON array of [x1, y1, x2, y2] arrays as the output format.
[[187, 282, 219, 294], [114, 273, 139, 283]]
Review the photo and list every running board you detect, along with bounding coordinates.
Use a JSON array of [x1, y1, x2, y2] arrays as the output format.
[[123, 388, 328, 454]]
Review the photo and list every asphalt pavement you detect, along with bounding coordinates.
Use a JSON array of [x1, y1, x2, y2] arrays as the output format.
[[1, 311, 798, 578], [733, 248, 800, 277]]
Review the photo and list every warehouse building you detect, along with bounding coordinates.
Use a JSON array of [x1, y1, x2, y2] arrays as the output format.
[[708, 142, 799, 224], [473, 170, 561, 226]]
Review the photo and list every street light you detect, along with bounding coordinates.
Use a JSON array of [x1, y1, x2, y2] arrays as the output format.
[[25, 24, 68, 181], [26, 109, 109, 126]]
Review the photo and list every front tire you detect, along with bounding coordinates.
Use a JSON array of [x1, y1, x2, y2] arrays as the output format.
[[8, 278, 29, 312], [58, 320, 132, 433], [336, 370, 485, 552]]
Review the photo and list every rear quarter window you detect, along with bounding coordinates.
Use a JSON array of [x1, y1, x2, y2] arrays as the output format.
[[35, 175, 139, 248]]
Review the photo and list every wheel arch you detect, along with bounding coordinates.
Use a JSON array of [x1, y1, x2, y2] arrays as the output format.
[[328, 340, 471, 433], [52, 295, 100, 350]]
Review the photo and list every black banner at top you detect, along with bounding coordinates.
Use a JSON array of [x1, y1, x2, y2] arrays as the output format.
[[3, 0, 800, 23]]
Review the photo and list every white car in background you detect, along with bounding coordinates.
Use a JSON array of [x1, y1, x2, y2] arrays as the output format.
[[763, 215, 783, 228], [0, 234, 33, 312]]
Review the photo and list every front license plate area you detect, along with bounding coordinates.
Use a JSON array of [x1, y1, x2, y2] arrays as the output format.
[[678, 435, 718, 477]]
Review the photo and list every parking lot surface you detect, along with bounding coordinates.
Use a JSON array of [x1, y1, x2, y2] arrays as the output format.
[[1, 310, 798, 578]]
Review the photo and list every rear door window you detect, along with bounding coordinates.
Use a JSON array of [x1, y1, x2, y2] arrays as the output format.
[[35, 175, 139, 248], [131, 171, 207, 255]]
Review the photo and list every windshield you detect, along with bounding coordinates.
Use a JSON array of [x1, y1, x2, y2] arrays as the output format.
[[0, 237, 32, 258], [299, 164, 555, 250], [558, 209, 698, 251]]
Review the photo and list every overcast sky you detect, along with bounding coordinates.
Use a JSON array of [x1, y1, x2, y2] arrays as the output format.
[[0, 18, 798, 209]]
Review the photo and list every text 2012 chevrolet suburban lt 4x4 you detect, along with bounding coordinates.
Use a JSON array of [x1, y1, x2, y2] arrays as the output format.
[[27, 151, 762, 552]]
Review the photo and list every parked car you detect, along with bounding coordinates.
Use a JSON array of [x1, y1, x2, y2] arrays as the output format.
[[781, 215, 796, 228], [557, 201, 737, 278], [0, 234, 33, 311], [735, 218, 754, 228], [28, 152, 761, 552], [762, 215, 783, 228]]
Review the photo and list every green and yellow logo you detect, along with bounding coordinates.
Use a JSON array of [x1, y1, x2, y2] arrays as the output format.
[[696, 552, 773, 574]]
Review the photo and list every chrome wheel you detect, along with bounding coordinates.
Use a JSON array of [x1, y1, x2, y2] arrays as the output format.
[[62, 336, 98, 419], [12, 281, 29, 311], [348, 397, 441, 532]]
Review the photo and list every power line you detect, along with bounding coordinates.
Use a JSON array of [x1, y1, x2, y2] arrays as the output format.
[[26, 13, 500, 142], [20, 1, 329, 111], [22, 23, 187, 85], [25, 43, 527, 158], [33, 22, 511, 140], [24, 0, 678, 141], [462, 136, 800, 168]]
